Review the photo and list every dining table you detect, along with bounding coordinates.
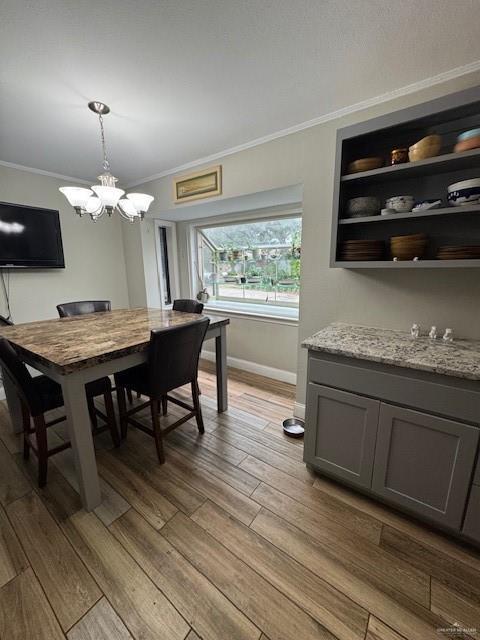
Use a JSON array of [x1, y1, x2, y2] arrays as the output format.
[[0, 308, 229, 511]]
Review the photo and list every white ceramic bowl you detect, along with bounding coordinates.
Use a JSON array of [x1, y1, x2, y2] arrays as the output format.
[[447, 178, 480, 206], [448, 178, 480, 191], [386, 195, 415, 213]]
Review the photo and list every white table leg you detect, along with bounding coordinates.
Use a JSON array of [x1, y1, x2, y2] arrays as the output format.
[[61, 373, 101, 511], [215, 325, 228, 413]]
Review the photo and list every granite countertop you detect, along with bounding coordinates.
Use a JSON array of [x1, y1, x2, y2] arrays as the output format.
[[0, 308, 228, 374], [302, 323, 480, 381]]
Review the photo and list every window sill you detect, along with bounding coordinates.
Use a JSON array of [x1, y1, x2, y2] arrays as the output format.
[[204, 300, 299, 325]]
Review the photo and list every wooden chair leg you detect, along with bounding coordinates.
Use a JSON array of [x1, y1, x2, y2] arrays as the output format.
[[21, 402, 31, 460], [191, 380, 205, 434], [151, 400, 165, 464], [161, 395, 168, 416], [196, 380, 201, 396], [33, 414, 48, 487], [87, 395, 98, 430], [126, 388, 133, 404], [103, 391, 120, 447], [116, 384, 128, 439]]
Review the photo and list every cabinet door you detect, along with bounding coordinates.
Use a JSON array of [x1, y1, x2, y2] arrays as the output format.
[[304, 383, 379, 488], [372, 403, 479, 529]]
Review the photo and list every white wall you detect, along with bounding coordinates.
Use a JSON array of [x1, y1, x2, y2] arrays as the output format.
[[0, 164, 129, 322], [122, 70, 480, 405]]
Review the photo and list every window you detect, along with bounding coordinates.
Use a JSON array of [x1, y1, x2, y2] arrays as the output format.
[[195, 215, 301, 312], [155, 220, 180, 308], [158, 226, 172, 305]]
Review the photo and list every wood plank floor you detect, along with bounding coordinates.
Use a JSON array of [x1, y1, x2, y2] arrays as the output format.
[[1, 360, 480, 639]]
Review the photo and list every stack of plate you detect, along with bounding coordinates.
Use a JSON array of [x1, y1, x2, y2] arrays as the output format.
[[437, 245, 480, 260], [390, 234, 427, 260], [340, 239, 384, 261]]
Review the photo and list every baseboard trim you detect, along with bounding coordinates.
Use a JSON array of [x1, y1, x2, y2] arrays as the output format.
[[201, 349, 297, 386], [293, 401, 305, 420]]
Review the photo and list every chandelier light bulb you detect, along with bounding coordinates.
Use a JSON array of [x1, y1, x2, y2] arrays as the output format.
[[118, 198, 140, 222], [126, 193, 154, 214], [59, 187, 93, 213], [92, 186, 125, 212]]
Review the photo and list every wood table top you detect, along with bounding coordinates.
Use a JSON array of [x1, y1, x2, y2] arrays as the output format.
[[0, 308, 229, 375]]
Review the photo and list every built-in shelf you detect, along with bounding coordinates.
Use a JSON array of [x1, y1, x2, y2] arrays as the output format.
[[340, 148, 480, 184], [339, 204, 480, 225], [334, 259, 480, 269], [330, 86, 480, 269]]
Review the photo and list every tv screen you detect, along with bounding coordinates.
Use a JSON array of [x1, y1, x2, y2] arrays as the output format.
[[0, 202, 65, 268]]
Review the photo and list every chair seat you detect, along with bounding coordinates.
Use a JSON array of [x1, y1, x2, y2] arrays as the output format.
[[114, 365, 150, 396], [31, 375, 63, 413], [31, 374, 112, 414]]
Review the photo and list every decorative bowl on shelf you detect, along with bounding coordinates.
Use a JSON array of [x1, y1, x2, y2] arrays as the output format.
[[458, 128, 480, 142], [390, 233, 427, 260], [454, 136, 480, 153], [408, 134, 441, 161], [447, 178, 480, 206], [345, 196, 381, 218], [386, 195, 415, 213], [391, 148, 408, 165], [346, 157, 383, 174]]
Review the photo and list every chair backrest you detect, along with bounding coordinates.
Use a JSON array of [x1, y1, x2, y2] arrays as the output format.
[[0, 338, 42, 416], [172, 299, 204, 314], [148, 317, 210, 398], [0, 315, 13, 326], [57, 300, 111, 317]]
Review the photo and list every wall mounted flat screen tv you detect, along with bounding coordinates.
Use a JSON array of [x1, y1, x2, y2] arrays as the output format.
[[0, 202, 65, 268]]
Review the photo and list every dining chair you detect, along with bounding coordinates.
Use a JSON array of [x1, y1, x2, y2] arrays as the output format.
[[56, 299, 133, 404], [0, 338, 119, 487], [172, 298, 204, 314], [133, 298, 204, 403], [56, 300, 111, 317], [114, 317, 210, 463]]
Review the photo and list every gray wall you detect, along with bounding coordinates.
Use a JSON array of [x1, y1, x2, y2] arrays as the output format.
[[0, 164, 130, 322], [123, 70, 480, 405]]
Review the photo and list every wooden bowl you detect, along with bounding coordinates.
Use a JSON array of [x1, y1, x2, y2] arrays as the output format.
[[408, 135, 441, 161], [347, 157, 383, 174]]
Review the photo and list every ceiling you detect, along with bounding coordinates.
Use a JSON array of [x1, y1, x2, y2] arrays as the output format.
[[2, 0, 480, 186]]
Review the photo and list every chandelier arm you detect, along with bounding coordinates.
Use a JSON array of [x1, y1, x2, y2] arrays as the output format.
[[116, 205, 139, 223]]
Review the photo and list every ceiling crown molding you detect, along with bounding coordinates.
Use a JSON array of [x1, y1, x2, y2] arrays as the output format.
[[0, 160, 91, 185], [126, 58, 480, 188]]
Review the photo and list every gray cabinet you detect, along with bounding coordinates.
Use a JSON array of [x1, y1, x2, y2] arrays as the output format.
[[304, 350, 480, 544], [372, 404, 479, 529], [463, 486, 480, 543], [304, 383, 379, 489]]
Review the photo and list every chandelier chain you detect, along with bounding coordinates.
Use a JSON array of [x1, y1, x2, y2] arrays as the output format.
[[98, 113, 111, 172]]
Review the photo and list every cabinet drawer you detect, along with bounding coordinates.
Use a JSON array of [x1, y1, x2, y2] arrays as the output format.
[[308, 353, 480, 424], [304, 383, 379, 489], [372, 403, 479, 530], [463, 486, 480, 543]]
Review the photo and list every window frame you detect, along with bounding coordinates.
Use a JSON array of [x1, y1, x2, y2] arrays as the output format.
[[154, 219, 180, 309], [188, 208, 302, 320]]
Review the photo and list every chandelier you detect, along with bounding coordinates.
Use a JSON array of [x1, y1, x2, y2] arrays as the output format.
[[59, 101, 153, 223]]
